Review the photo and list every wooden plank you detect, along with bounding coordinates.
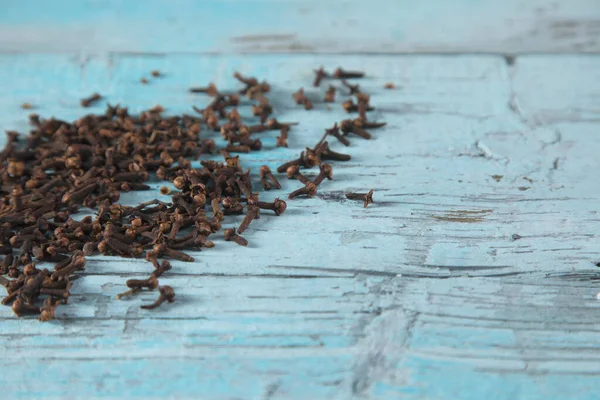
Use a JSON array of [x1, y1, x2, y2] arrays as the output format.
[[2, 276, 600, 399], [1, 0, 600, 54], [0, 53, 599, 398]]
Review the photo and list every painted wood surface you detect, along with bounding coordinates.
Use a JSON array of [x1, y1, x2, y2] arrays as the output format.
[[1, 0, 600, 54], [1, 1, 600, 399]]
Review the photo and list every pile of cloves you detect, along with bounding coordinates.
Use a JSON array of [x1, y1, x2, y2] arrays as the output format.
[[0, 67, 384, 322]]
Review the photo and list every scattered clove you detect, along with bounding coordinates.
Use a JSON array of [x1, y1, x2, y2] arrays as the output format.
[[140, 285, 175, 309], [345, 189, 375, 208], [324, 86, 336, 103], [80, 93, 102, 107], [260, 165, 281, 190], [313, 67, 328, 87], [292, 88, 313, 110], [289, 182, 318, 199], [224, 228, 248, 247], [340, 119, 372, 140], [333, 68, 364, 79]]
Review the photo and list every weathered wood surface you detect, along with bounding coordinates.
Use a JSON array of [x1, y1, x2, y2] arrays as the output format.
[[1, 0, 600, 54], [1, 1, 600, 399]]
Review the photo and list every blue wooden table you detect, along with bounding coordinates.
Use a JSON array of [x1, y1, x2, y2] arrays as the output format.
[[1, 1, 600, 399]]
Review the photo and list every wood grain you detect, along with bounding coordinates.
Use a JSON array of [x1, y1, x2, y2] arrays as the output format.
[[0, 51, 598, 398]]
